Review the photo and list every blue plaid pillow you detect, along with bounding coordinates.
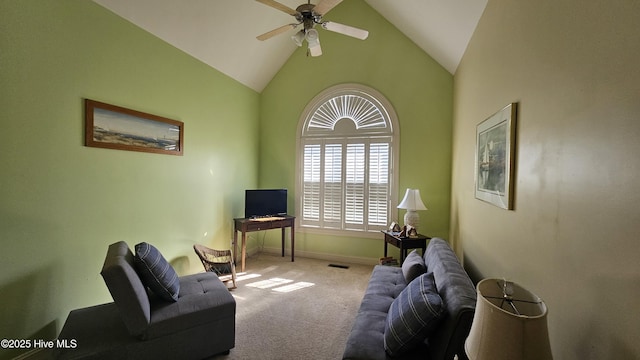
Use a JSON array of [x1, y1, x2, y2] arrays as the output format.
[[134, 242, 180, 302], [384, 272, 445, 356]]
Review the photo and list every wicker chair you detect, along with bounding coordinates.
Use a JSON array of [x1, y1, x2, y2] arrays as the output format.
[[193, 244, 237, 289]]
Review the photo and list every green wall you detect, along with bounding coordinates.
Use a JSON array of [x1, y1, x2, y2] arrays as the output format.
[[0, 0, 454, 356], [0, 1, 258, 357], [258, 0, 453, 260]]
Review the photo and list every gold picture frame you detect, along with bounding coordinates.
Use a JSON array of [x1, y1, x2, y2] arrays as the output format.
[[475, 103, 517, 209], [85, 99, 184, 156]]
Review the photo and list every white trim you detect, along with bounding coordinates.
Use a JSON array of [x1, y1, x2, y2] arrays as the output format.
[[261, 246, 380, 266], [295, 83, 400, 235]]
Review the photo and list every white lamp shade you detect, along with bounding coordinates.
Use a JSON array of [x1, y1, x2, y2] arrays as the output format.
[[291, 30, 305, 46], [305, 29, 319, 43], [397, 189, 427, 211], [465, 279, 553, 360]]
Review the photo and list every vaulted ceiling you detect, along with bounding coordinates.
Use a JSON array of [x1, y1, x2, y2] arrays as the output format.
[[92, 0, 487, 92]]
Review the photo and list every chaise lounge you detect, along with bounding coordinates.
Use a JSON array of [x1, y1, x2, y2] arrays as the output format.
[[55, 241, 236, 359]]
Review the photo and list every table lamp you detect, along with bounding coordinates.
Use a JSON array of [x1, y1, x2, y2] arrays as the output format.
[[397, 188, 427, 230], [465, 278, 553, 360]]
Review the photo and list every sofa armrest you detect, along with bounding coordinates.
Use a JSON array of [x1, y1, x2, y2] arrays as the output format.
[[424, 238, 477, 360]]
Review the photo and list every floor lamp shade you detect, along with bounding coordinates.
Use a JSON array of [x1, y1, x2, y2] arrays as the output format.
[[465, 279, 553, 360]]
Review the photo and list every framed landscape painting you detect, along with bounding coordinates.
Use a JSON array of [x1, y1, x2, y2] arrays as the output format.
[[85, 99, 184, 156], [475, 103, 517, 209]]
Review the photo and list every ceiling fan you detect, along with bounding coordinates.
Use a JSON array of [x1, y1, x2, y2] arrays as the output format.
[[255, 0, 369, 57]]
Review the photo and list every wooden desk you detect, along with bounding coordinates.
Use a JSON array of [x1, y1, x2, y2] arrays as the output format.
[[233, 216, 295, 272], [382, 230, 430, 264]]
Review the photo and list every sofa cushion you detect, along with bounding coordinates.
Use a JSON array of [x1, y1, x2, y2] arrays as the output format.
[[100, 241, 151, 336], [384, 272, 445, 357], [401, 249, 426, 283], [144, 273, 236, 340], [342, 265, 406, 360], [134, 242, 180, 302]]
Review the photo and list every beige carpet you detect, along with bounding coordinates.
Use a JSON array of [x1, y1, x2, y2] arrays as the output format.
[[208, 253, 374, 360]]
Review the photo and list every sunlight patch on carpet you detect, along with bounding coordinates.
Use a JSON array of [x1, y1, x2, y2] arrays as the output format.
[[246, 277, 293, 289], [273, 282, 315, 293], [244, 277, 316, 293], [236, 273, 262, 282]]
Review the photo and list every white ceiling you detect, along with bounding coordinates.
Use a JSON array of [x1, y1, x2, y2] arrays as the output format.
[[92, 0, 487, 92]]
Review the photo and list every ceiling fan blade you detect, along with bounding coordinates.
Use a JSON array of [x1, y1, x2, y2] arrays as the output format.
[[257, 23, 298, 41], [255, 0, 297, 16], [322, 21, 369, 40], [313, 0, 343, 15]]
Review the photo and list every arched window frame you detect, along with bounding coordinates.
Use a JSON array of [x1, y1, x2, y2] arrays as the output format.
[[295, 84, 400, 237]]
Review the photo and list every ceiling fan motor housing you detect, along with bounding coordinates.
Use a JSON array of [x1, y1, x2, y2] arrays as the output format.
[[255, 0, 368, 53], [295, 4, 322, 31]]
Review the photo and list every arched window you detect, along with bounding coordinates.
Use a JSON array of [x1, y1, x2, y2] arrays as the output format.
[[296, 84, 399, 235]]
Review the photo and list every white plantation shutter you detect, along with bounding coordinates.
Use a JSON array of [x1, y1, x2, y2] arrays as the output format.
[[345, 144, 365, 227], [297, 84, 399, 234], [368, 143, 389, 226], [303, 144, 321, 221], [323, 144, 342, 226]]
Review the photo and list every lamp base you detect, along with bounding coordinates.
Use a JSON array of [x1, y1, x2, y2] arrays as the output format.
[[404, 210, 420, 230]]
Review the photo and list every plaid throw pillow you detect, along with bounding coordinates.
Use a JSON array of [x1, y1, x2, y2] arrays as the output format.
[[134, 242, 180, 302], [384, 272, 445, 356]]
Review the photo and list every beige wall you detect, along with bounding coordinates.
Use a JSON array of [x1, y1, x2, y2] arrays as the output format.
[[452, 0, 640, 358]]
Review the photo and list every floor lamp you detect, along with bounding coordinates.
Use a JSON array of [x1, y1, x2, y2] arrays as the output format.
[[465, 278, 553, 360]]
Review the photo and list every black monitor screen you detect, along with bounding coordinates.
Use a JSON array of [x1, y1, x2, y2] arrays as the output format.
[[244, 189, 287, 218]]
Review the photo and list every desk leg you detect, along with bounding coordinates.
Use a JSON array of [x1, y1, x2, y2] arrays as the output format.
[[233, 230, 238, 265], [384, 238, 388, 258], [290, 223, 295, 262], [281, 227, 285, 257], [241, 231, 247, 272]]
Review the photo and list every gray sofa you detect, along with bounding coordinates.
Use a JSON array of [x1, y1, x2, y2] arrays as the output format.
[[55, 241, 236, 359], [343, 238, 477, 360]]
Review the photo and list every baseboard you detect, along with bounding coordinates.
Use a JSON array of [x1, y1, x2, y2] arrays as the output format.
[[260, 246, 379, 266]]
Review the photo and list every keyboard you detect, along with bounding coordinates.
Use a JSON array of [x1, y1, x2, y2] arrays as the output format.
[[250, 216, 286, 222]]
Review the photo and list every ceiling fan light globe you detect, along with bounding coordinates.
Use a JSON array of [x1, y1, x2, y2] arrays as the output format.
[[305, 29, 319, 43], [291, 30, 305, 46]]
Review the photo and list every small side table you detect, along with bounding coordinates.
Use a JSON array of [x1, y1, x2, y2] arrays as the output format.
[[382, 230, 431, 264]]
